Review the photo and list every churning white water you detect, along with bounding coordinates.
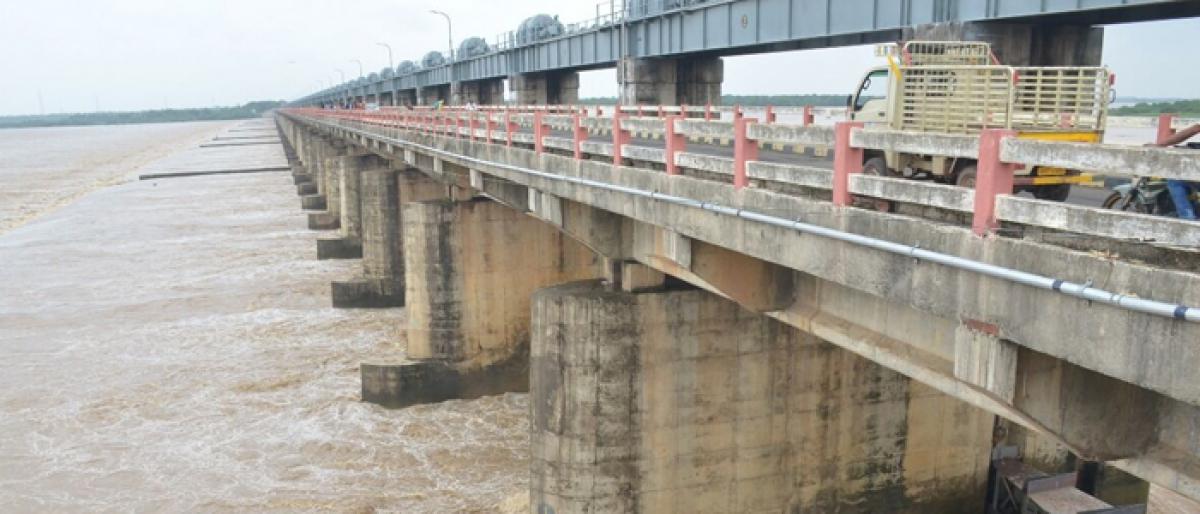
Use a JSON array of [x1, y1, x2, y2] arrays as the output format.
[[0, 120, 529, 512]]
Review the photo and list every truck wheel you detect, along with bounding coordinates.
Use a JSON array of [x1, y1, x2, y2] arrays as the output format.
[[955, 166, 977, 189], [863, 157, 892, 176], [1033, 184, 1071, 202]]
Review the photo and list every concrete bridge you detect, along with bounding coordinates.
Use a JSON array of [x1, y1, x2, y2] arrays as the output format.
[[272, 102, 1199, 512], [292, 0, 1200, 108]]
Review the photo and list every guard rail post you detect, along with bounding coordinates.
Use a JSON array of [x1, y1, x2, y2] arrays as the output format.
[[733, 117, 758, 189], [534, 111, 547, 155], [972, 128, 1019, 236], [612, 111, 631, 166], [572, 113, 587, 160], [832, 121, 864, 206], [1157, 113, 1177, 145], [665, 115, 686, 176]]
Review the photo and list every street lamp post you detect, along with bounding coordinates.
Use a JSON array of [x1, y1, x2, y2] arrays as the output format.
[[335, 69, 347, 108], [350, 59, 364, 78], [430, 10, 455, 105], [376, 42, 394, 69]]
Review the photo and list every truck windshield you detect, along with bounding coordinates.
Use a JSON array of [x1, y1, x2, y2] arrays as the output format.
[[855, 70, 889, 111]]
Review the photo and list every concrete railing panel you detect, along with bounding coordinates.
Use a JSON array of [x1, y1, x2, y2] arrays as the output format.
[[997, 196, 1200, 247]]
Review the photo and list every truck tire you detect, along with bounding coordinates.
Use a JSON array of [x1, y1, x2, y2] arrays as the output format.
[[1033, 184, 1071, 202], [955, 166, 977, 189], [863, 157, 892, 176]]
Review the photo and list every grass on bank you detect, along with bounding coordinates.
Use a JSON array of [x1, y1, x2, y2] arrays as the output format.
[[0, 101, 286, 129]]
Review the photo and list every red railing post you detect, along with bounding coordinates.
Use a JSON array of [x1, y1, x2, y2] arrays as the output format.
[[1157, 113, 1177, 145], [972, 129, 1019, 236], [733, 117, 759, 189], [704, 103, 713, 121], [734, 104, 744, 120], [665, 115, 686, 176], [534, 111, 546, 154], [765, 105, 776, 124], [486, 113, 496, 143], [468, 114, 478, 142], [680, 104, 688, 119], [657, 105, 665, 118], [612, 111, 631, 166], [572, 113, 587, 160], [637, 104, 644, 117], [832, 121, 865, 206], [803, 105, 814, 126], [505, 110, 515, 147]]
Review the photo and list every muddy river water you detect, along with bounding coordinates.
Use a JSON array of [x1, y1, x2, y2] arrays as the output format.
[[0, 120, 528, 512]]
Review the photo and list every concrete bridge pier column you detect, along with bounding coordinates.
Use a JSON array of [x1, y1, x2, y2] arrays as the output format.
[[316, 152, 383, 259], [293, 130, 319, 196], [418, 85, 450, 106], [359, 197, 601, 407], [453, 78, 505, 105], [509, 71, 579, 105], [395, 89, 417, 107], [529, 279, 994, 514], [330, 169, 462, 307], [300, 137, 337, 215], [618, 56, 723, 106]]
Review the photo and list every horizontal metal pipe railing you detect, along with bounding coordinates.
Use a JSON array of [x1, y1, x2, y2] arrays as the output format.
[[283, 109, 1198, 323]]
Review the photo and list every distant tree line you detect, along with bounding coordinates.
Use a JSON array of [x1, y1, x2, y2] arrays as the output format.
[[0, 101, 286, 129], [578, 94, 849, 107], [1112, 99, 1200, 117]]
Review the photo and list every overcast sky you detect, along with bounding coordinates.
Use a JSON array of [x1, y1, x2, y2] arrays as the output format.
[[0, 0, 1196, 115]]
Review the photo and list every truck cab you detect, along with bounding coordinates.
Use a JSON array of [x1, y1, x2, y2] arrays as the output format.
[[849, 67, 891, 127]]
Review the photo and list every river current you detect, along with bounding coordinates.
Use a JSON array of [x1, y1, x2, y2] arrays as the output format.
[[0, 120, 529, 512]]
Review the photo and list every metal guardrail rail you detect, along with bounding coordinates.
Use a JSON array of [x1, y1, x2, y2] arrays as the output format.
[[284, 105, 1199, 322]]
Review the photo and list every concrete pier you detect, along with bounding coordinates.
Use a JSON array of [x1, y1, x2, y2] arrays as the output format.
[[454, 79, 504, 105], [315, 152, 381, 260], [618, 56, 723, 106], [530, 281, 993, 514], [510, 71, 580, 105], [331, 169, 460, 308], [360, 197, 601, 407]]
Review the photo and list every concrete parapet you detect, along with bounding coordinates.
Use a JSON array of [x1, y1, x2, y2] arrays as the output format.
[[530, 281, 994, 513], [360, 197, 601, 407]]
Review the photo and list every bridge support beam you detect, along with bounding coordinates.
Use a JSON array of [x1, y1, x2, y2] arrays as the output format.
[[530, 281, 993, 513], [453, 78, 505, 105], [359, 197, 601, 407], [509, 71, 579, 105], [331, 169, 461, 308], [618, 56, 723, 106]]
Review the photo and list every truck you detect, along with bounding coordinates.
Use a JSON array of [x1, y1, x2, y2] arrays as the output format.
[[848, 41, 1114, 201]]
